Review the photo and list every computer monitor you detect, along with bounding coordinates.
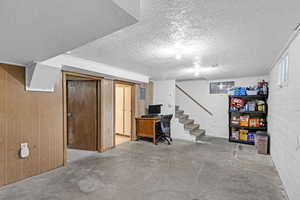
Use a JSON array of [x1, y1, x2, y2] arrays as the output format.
[[148, 104, 162, 115]]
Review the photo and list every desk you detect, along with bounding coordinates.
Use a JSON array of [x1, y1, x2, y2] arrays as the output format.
[[136, 117, 160, 144]]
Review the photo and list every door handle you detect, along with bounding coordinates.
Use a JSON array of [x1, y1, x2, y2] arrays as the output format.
[[67, 113, 72, 117]]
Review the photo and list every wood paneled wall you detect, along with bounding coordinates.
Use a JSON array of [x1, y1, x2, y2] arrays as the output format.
[[0, 65, 152, 186], [137, 82, 154, 116], [100, 79, 114, 151], [0, 64, 63, 187], [132, 84, 139, 140]]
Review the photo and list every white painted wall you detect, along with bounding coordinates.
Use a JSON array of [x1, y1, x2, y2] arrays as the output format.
[[153, 80, 176, 115], [41, 54, 149, 83], [153, 80, 197, 142], [268, 32, 300, 200], [176, 76, 268, 138]]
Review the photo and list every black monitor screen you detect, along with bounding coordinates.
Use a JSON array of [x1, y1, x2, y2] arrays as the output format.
[[148, 105, 161, 114]]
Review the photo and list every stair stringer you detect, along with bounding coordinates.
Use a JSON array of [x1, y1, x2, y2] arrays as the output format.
[[171, 118, 197, 142], [173, 105, 206, 142]]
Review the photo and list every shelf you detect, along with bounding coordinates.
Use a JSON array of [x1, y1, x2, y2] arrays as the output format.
[[228, 90, 268, 146], [230, 125, 267, 130], [229, 111, 266, 114], [229, 138, 255, 145], [229, 95, 268, 99]]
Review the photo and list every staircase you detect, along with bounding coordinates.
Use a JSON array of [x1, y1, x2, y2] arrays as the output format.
[[175, 105, 206, 141]]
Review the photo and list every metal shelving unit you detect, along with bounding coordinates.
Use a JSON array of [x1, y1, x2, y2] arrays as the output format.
[[228, 95, 268, 145]]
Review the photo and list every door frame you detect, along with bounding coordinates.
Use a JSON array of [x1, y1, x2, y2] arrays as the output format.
[[113, 80, 136, 147], [62, 71, 102, 166]]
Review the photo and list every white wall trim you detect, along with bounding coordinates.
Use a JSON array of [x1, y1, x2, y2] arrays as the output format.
[[41, 54, 149, 83]]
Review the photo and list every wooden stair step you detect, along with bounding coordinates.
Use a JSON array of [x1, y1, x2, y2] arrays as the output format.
[[175, 105, 206, 141], [185, 123, 200, 131], [180, 119, 194, 125], [190, 129, 205, 137], [179, 114, 189, 119], [175, 110, 184, 115]]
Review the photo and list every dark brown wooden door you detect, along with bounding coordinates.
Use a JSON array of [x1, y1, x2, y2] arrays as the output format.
[[67, 80, 97, 150]]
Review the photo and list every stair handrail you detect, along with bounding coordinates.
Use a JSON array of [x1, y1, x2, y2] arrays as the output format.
[[176, 84, 213, 116]]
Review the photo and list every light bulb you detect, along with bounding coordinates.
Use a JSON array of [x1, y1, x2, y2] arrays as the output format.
[[194, 63, 201, 76], [176, 53, 182, 60]]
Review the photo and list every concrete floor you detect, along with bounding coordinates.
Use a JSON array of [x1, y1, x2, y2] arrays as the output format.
[[115, 135, 130, 146], [67, 149, 98, 163], [0, 137, 288, 200]]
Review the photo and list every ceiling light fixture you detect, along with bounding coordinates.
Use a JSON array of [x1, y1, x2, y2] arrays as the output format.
[[174, 41, 183, 60], [192, 62, 218, 77], [176, 53, 182, 60], [155, 40, 207, 60], [194, 62, 201, 76]]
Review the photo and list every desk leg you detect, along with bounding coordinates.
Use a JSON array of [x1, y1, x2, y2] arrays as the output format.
[[153, 123, 157, 145]]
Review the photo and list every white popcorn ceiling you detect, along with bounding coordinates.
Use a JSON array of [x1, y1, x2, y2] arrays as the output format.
[[0, 0, 138, 66], [71, 0, 300, 80]]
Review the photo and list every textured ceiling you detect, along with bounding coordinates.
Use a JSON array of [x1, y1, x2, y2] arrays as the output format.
[[70, 0, 300, 80], [0, 0, 137, 65]]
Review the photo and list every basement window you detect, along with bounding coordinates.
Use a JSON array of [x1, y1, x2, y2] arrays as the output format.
[[278, 53, 289, 88], [210, 81, 235, 94]]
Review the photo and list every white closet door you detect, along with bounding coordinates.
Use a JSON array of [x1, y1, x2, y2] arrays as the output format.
[[123, 86, 132, 136], [115, 86, 124, 134]]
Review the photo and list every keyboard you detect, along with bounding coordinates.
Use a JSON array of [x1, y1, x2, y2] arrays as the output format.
[[141, 114, 159, 118]]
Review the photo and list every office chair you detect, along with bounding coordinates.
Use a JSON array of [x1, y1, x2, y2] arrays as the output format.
[[157, 114, 173, 145]]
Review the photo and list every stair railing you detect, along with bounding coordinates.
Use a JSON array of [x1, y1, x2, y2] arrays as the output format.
[[176, 84, 213, 116]]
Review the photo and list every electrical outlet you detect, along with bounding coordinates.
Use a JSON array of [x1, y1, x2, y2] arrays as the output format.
[[20, 143, 27, 149], [20, 143, 30, 158], [296, 136, 300, 151]]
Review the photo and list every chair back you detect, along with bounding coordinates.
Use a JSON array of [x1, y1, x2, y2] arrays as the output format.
[[160, 114, 173, 136]]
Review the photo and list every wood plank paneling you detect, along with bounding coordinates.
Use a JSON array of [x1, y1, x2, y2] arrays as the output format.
[[137, 82, 154, 116], [147, 81, 154, 106], [0, 64, 63, 187], [38, 84, 63, 172], [97, 81, 102, 152], [132, 85, 139, 140], [0, 119, 6, 186], [100, 79, 114, 151]]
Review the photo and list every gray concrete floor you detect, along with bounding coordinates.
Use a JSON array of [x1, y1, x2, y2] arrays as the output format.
[[68, 149, 98, 163], [0, 137, 288, 200]]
